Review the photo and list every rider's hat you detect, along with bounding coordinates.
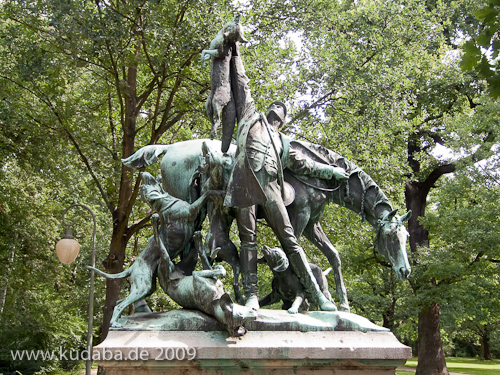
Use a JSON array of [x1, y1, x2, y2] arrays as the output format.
[[267, 101, 287, 123]]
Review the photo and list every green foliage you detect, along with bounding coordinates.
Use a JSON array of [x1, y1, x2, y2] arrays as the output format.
[[423, 163, 500, 359], [460, 0, 500, 97], [0, 0, 300, 371], [0, 160, 108, 374], [277, 0, 500, 364]]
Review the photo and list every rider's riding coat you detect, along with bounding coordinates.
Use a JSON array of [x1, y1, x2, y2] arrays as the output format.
[[223, 107, 337, 209]]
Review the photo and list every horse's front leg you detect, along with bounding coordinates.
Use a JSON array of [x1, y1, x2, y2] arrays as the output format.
[[304, 222, 350, 312], [193, 231, 213, 270], [206, 206, 244, 304]]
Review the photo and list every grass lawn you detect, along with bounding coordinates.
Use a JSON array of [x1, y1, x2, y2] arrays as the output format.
[[404, 358, 500, 375]]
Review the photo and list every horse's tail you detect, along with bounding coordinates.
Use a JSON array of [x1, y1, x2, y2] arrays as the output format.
[[88, 266, 132, 279], [121, 145, 170, 169]]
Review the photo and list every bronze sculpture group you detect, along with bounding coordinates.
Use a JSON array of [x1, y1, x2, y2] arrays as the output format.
[[93, 16, 412, 336]]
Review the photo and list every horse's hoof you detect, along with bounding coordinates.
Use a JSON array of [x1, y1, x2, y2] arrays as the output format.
[[244, 295, 260, 311], [339, 304, 350, 313], [287, 308, 299, 314], [319, 300, 337, 312]]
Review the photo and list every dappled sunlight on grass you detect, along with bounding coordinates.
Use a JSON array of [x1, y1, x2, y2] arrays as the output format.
[[404, 358, 500, 375]]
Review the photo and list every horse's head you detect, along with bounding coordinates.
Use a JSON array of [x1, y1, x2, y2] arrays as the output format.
[[201, 141, 231, 190], [375, 209, 412, 280]]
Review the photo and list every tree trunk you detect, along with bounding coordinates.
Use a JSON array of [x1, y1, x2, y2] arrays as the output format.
[[405, 181, 429, 254], [416, 302, 449, 375], [100, 228, 128, 339], [480, 330, 491, 360], [100, 57, 139, 339], [0, 250, 14, 314], [406, 180, 449, 375], [382, 295, 396, 330]]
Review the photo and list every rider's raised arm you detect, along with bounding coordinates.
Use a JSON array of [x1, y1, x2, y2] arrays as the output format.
[[230, 43, 256, 123], [281, 136, 349, 181]]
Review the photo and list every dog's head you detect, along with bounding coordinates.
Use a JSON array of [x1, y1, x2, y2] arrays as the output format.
[[260, 246, 289, 273], [223, 15, 248, 44], [140, 172, 168, 205]]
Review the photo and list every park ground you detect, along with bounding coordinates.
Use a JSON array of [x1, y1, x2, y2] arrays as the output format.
[[396, 358, 500, 375], [75, 357, 500, 375]]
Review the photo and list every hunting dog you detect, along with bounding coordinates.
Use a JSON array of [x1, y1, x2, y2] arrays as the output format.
[[258, 245, 334, 314], [151, 215, 256, 336], [199, 141, 243, 303], [89, 172, 228, 329]]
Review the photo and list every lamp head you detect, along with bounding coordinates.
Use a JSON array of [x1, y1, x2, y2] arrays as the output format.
[[55, 226, 80, 264]]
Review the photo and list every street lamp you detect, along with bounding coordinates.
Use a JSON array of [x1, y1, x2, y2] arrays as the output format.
[[55, 204, 96, 375]]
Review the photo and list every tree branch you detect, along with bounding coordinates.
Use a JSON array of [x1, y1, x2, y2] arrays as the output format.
[[0, 74, 113, 211], [127, 210, 153, 239], [137, 75, 159, 111], [123, 172, 144, 236], [107, 90, 119, 160], [63, 127, 113, 212], [421, 163, 456, 194], [153, 112, 185, 143]]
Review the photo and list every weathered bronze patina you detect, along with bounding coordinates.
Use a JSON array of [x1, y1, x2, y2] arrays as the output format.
[[102, 16, 412, 333]]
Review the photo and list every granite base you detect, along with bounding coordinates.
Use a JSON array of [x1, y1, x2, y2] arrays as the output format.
[[94, 329, 411, 375]]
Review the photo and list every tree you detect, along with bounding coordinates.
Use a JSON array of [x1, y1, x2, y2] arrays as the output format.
[[425, 163, 500, 360], [0, 155, 106, 373], [0, 16, 111, 372], [2, 1, 499, 373]]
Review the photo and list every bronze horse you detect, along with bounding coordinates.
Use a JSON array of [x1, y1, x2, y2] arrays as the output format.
[[122, 139, 411, 311]]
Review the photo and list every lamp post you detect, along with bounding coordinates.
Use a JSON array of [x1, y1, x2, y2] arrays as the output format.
[[55, 204, 96, 375]]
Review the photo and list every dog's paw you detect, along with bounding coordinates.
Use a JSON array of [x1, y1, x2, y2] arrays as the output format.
[[210, 129, 217, 140], [110, 321, 123, 328], [214, 264, 226, 277], [339, 304, 350, 313], [210, 247, 221, 260], [287, 307, 299, 314], [232, 304, 257, 321], [201, 52, 211, 67]]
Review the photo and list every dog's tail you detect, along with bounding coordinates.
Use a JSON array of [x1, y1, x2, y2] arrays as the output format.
[[121, 145, 170, 169], [88, 266, 132, 279], [323, 267, 333, 276]]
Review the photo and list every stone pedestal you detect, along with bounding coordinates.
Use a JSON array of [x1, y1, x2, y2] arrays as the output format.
[[93, 309, 411, 375], [94, 310, 411, 375], [95, 330, 409, 375]]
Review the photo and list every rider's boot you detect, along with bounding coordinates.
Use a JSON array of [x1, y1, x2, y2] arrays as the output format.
[[240, 243, 259, 311], [287, 251, 337, 311]]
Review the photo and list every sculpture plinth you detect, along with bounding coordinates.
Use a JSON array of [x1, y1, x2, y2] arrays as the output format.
[[94, 310, 411, 375]]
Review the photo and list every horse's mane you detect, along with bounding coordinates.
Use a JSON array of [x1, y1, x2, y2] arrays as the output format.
[[287, 140, 392, 223]]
